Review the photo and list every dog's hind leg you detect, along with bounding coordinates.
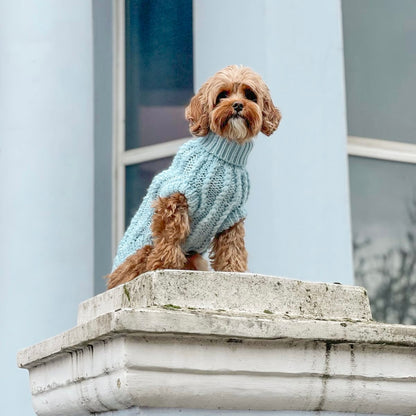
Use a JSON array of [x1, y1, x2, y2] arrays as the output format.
[[106, 244, 153, 289], [146, 193, 190, 271], [106, 193, 190, 289]]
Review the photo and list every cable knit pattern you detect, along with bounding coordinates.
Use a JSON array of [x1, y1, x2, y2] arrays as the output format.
[[113, 132, 253, 270]]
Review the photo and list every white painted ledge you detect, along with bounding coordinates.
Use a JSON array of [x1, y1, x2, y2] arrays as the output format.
[[17, 271, 416, 415]]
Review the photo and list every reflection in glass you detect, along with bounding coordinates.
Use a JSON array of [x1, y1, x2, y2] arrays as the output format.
[[349, 156, 416, 324], [125, 0, 193, 149], [342, 0, 416, 144], [125, 157, 173, 228]]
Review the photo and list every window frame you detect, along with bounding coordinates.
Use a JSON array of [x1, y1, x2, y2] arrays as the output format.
[[347, 136, 416, 164], [112, 0, 192, 253]]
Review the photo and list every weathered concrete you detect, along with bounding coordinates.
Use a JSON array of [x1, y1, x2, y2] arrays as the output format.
[[17, 271, 416, 415], [77, 270, 371, 325]]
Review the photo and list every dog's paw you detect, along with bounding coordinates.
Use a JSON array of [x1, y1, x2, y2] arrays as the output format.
[[184, 253, 209, 271]]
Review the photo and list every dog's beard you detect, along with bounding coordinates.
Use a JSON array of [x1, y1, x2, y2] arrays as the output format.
[[210, 102, 262, 143], [226, 117, 250, 142]]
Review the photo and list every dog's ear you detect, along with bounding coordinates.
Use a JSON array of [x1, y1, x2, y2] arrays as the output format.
[[185, 83, 210, 137], [261, 90, 281, 137]]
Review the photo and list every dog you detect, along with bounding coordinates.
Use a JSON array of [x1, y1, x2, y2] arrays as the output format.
[[106, 65, 281, 289]]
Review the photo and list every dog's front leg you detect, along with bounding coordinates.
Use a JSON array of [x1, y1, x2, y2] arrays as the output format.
[[209, 219, 248, 272], [146, 193, 190, 270]]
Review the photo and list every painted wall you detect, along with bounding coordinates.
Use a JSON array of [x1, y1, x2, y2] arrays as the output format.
[[0, 1, 94, 415], [194, 0, 353, 284]]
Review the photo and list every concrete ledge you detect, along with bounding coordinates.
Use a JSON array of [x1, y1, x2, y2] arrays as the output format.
[[17, 271, 416, 415], [77, 270, 372, 324]]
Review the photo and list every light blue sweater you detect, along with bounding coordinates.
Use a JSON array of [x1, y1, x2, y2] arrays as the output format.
[[113, 132, 253, 269]]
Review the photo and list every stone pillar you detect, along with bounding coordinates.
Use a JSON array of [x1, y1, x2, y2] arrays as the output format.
[[0, 1, 94, 414], [194, 0, 353, 283], [18, 271, 416, 415]]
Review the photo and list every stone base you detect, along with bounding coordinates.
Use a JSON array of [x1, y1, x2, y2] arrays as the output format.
[[17, 271, 416, 415]]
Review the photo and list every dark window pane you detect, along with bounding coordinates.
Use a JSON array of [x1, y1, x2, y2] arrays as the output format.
[[349, 156, 416, 325], [125, 0, 193, 149], [342, 0, 416, 144], [125, 157, 173, 228]]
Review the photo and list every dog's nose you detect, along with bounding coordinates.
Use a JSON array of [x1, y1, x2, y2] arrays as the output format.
[[232, 102, 244, 112]]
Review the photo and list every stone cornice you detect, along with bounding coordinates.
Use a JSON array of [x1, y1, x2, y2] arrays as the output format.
[[17, 271, 416, 415]]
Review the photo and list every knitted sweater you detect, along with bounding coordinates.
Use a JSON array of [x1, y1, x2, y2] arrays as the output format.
[[113, 132, 253, 270]]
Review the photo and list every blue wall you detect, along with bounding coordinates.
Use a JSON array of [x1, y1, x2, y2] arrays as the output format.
[[195, 0, 353, 284], [0, 1, 94, 414]]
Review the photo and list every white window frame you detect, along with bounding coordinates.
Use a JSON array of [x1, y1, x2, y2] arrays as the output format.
[[112, 0, 191, 254], [348, 136, 416, 164]]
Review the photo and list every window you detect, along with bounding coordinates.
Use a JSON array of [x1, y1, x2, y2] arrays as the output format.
[[343, 0, 416, 324], [113, 0, 193, 248]]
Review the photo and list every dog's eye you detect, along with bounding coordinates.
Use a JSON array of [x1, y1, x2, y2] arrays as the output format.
[[244, 89, 257, 102], [215, 91, 229, 104]]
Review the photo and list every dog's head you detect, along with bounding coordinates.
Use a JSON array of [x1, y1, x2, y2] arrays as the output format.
[[185, 65, 281, 143]]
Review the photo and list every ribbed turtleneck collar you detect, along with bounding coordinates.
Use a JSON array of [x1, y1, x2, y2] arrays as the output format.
[[197, 132, 254, 167]]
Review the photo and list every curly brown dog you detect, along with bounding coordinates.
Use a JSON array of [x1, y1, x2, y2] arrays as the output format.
[[107, 65, 281, 289]]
